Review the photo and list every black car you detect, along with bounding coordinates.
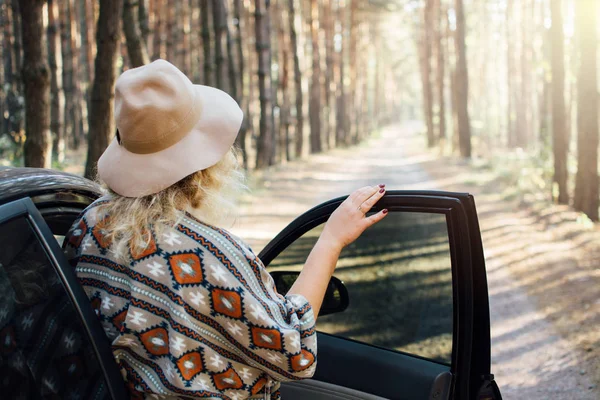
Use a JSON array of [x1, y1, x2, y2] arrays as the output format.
[[0, 167, 501, 400]]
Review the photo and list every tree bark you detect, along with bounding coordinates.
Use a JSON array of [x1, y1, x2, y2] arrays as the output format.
[[454, 0, 471, 158], [288, 0, 303, 158], [212, 0, 227, 91], [189, 0, 201, 81], [181, 0, 192, 75], [573, 0, 599, 221], [84, 0, 123, 179], [0, 5, 6, 137], [254, 0, 274, 168], [516, 0, 532, 148], [138, 0, 150, 47], [550, 0, 568, 204], [506, 0, 514, 147], [348, 0, 358, 144], [78, 0, 93, 138], [322, 0, 334, 149], [233, 0, 248, 168], [335, 0, 346, 147], [60, 0, 82, 149], [47, 0, 65, 163], [200, 0, 213, 86], [165, 0, 177, 62], [152, 0, 166, 59], [7, 0, 24, 141], [226, 9, 238, 102], [19, 0, 51, 168], [277, 0, 291, 161], [420, 1, 435, 147], [79, 0, 94, 87], [434, 0, 446, 144], [308, 0, 322, 153], [123, 0, 150, 68]]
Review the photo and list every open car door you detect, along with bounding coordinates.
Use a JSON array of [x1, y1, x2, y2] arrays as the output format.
[[0, 197, 127, 399], [258, 191, 501, 400]]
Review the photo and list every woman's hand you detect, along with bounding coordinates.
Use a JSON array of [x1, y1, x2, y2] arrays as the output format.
[[320, 184, 388, 252], [287, 184, 388, 316]]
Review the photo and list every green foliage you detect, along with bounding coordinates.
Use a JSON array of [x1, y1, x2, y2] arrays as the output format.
[[0, 134, 23, 167]]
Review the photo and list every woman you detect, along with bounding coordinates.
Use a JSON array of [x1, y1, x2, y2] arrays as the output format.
[[64, 60, 388, 400]]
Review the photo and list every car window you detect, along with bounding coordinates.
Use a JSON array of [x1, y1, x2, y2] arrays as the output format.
[[0, 216, 112, 399], [268, 211, 453, 364]]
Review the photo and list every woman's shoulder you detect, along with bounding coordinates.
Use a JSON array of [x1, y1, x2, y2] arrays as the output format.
[[179, 212, 258, 259]]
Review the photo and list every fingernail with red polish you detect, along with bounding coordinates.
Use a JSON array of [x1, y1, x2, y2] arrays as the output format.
[[379, 184, 385, 188], [379, 188, 385, 193], [382, 209, 388, 214]]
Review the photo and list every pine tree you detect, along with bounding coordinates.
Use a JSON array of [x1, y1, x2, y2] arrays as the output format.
[[19, 0, 51, 168], [85, 0, 124, 178]]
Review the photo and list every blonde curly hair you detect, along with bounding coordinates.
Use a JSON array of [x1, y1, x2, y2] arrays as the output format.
[[96, 147, 246, 262]]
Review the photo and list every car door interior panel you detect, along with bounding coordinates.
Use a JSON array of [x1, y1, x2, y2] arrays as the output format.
[[281, 378, 389, 400], [310, 333, 450, 400]]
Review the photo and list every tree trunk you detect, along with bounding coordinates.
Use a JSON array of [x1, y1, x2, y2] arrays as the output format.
[[165, 0, 177, 62], [322, 0, 334, 149], [60, 0, 82, 149], [308, 0, 322, 153], [138, 0, 150, 47], [8, 0, 24, 141], [84, 0, 123, 179], [226, 11, 238, 102], [123, 0, 150, 68], [47, 0, 65, 163], [83, 0, 95, 82], [71, 0, 85, 148], [181, 0, 192, 75], [10, 0, 22, 93], [254, 0, 274, 168], [348, 0, 358, 144], [212, 0, 227, 91], [19, 0, 51, 168], [78, 0, 93, 138], [233, 0, 248, 169], [516, 0, 531, 148], [152, 0, 166, 59], [550, 0, 568, 204], [200, 0, 213, 86], [288, 0, 303, 158], [78, 0, 93, 87], [434, 0, 446, 144], [506, 0, 514, 147], [277, 0, 291, 161], [454, 0, 471, 158], [573, 0, 598, 221], [420, 0, 435, 147], [335, 0, 346, 147], [0, 5, 6, 137], [189, 0, 201, 81]]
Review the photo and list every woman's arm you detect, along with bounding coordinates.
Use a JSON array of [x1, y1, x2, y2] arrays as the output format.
[[287, 185, 388, 317]]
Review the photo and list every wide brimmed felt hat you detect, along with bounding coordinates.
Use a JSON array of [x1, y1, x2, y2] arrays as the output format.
[[97, 59, 243, 197]]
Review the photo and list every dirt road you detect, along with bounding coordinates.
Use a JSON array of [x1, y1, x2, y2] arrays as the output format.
[[230, 123, 599, 399]]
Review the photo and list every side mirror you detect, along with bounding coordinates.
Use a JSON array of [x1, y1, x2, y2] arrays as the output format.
[[269, 271, 349, 317]]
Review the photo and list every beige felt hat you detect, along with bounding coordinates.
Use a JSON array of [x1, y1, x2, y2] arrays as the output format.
[[97, 59, 243, 197]]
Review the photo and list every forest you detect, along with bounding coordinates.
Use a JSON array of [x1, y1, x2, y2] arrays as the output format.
[[0, 0, 598, 221]]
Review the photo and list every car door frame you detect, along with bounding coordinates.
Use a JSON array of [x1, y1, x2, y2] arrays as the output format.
[[0, 197, 129, 399], [259, 190, 493, 400]]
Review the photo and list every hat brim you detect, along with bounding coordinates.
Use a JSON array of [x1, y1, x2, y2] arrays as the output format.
[[98, 85, 243, 198]]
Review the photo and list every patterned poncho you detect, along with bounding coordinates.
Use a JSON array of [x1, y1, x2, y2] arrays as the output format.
[[64, 198, 317, 399]]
